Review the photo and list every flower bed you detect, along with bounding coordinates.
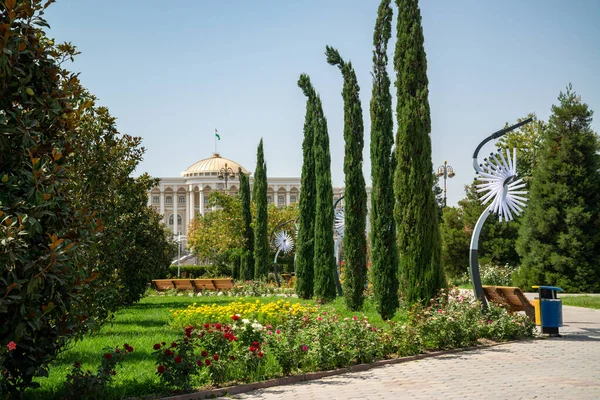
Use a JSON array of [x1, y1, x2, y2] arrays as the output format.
[[156, 289, 535, 393], [171, 299, 318, 329]]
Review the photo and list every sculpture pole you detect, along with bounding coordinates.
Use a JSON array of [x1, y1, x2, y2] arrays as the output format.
[[470, 118, 532, 306], [333, 196, 345, 297], [270, 219, 296, 287]]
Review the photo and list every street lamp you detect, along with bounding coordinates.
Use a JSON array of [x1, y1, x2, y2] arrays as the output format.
[[435, 161, 456, 207], [217, 162, 235, 190], [174, 233, 187, 278]]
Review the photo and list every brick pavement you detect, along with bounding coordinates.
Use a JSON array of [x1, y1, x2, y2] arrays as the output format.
[[226, 306, 600, 400]]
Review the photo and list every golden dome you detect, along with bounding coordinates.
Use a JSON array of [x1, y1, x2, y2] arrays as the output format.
[[183, 153, 250, 178]]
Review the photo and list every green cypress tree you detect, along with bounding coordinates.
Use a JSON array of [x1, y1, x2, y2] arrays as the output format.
[[296, 75, 317, 298], [313, 90, 337, 303], [239, 167, 254, 280], [325, 47, 367, 310], [253, 139, 269, 279], [369, 0, 399, 319], [393, 0, 442, 304], [516, 86, 600, 292]]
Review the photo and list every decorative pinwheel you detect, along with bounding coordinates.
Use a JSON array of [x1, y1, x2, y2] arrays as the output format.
[[274, 231, 294, 255], [334, 208, 345, 238], [475, 148, 528, 222]]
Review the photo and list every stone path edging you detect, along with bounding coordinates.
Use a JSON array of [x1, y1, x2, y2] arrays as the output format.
[[160, 338, 530, 400]]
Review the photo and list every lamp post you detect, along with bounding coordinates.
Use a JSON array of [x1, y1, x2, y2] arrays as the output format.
[[174, 233, 187, 278], [217, 162, 235, 190], [435, 161, 455, 207]]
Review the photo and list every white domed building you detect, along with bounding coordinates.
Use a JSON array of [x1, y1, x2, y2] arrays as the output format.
[[148, 153, 303, 237], [148, 152, 368, 237]]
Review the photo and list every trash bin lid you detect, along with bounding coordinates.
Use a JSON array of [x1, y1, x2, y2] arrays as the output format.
[[532, 285, 563, 291]]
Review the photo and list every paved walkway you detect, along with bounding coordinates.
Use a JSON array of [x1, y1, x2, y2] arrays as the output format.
[[226, 305, 600, 400]]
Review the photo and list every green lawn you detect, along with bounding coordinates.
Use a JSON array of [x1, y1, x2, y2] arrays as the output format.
[[561, 295, 600, 309], [25, 293, 406, 399]]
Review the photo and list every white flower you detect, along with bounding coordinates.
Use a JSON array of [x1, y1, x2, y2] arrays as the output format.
[[252, 322, 263, 330], [242, 319, 251, 324], [217, 291, 223, 296]]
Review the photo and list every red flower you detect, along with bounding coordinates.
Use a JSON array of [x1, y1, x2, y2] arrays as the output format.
[[111, 370, 116, 376], [73, 362, 81, 368], [249, 346, 256, 352], [252, 341, 259, 346], [203, 323, 210, 329], [230, 355, 236, 361], [165, 349, 173, 356], [212, 354, 219, 361], [196, 360, 203, 366], [104, 353, 112, 360], [124, 344, 134, 353], [275, 329, 281, 334], [215, 323, 222, 330], [7, 341, 16, 351], [204, 359, 211, 366], [170, 342, 177, 348], [201, 350, 208, 357], [232, 315, 239, 321], [161, 341, 166, 346], [185, 325, 194, 332], [157, 365, 165, 374], [258, 351, 264, 358], [174, 356, 182, 364]]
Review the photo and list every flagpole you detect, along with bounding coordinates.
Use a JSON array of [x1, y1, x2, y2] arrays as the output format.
[[215, 129, 217, 154]]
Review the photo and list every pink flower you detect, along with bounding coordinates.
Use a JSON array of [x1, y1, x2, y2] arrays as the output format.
[[437, 309, 442, 313], [276, 329, 281, 334], [7, 342, 16, 351], [352, 316, 357, 321], [317, 317, 322, 321], [301, 345, 308, 352], [267, 331, 273, 335]]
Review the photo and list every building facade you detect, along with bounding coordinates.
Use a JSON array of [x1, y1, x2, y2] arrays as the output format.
[[148, 153, 366, 237]]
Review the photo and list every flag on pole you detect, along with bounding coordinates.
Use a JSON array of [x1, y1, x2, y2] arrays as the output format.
[[215, 129, 221, 140]]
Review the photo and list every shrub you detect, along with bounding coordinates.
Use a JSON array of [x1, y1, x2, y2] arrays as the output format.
[[64, 343, 134, 400], [480, 263, 515, 286]]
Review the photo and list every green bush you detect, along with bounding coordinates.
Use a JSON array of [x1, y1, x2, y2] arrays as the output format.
[[480, 263, 516, 286]]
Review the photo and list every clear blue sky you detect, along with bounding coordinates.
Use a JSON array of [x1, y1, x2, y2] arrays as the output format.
[[44, 0, 600, 206]]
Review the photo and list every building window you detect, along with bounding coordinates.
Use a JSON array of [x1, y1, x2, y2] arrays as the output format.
[[204, 196, 209, 204], [211, 172, 217, 176], [153, 196, 159, 203], [290, 195, 297, 203], [166, 196, 172, 204], [218, 183, 224, 190], [278, 195, 284, 204], [168, 214, 183, 225], [178, 195, 185, 204], [267, 196, 272, 204]]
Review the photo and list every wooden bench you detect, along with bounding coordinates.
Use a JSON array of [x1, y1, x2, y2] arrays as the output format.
[[482, 285, 535, 322], [152, 278, 235, 292], [152, 279, 175, 291]]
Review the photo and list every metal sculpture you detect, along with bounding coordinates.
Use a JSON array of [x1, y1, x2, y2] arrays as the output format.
[[270, 219, 296, 287], [470, 118, 532, 306], [332, 196, 345, 296]]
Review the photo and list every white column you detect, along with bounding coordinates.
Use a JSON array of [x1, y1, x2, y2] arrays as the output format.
[[147, 192, 152, 207], [173, 187, 178, 236], [189, 185, 194, 221], [159, 190, 165, 222], [286, 185, 291, 205], [199, 189, 204, 216]]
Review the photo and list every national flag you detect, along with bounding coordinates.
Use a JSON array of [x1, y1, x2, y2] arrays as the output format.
[[215, 129, 221, 140]]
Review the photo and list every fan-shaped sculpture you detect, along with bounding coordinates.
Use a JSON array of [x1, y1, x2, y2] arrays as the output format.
[[334, 208, 345, 237], [274, 231, 294, 254], [469, 118, 532, 307], [475, 148, 528, 222]]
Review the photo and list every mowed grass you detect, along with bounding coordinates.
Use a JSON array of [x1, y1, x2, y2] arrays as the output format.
[[562, 295, 600, 309], [25, 292, 406, 399]]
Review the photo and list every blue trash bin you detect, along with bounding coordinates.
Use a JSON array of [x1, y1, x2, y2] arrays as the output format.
[[533, 285, 563, 336]]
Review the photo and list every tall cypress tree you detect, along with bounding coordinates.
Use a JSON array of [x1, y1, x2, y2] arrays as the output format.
[[239, 167, 254, 280], [369, 0, 399, 319], [393, 0, 442, 304], [253, 139, 269, 279], [516, 86, 600, 292], [308, 80, 337, 303], [296, 75, 317, 299], [326, 47, 367, 310]]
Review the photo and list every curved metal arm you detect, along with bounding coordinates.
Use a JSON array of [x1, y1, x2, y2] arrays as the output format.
[[334, 195, 345, 209], [472, 118, 532, 174]]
